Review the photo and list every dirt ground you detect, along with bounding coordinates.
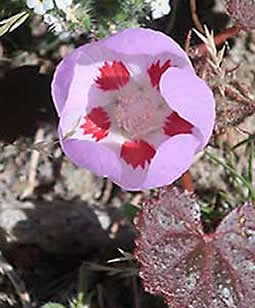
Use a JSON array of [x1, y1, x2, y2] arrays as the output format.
[[0, 1, 254, 307]]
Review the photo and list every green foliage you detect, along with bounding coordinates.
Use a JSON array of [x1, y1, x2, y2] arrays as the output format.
[[114, 0, 148, 28], [205, 149, 255, 202], [232, 134, 255, 150], [0, 0, 151, 41], [232, 135, 255, 200], [83, 0, 149, 37], [41, 264, 94, 308], [69, 263, 94, 308], [72, 0, 149, 36]]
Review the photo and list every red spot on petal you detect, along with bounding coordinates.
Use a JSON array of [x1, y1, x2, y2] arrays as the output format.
[[163, 112, 193, 137], [147, 59, 171, 90], [120, 140, 156, 169], [80, 107, 111, 141], [95, 61, 130, 91]]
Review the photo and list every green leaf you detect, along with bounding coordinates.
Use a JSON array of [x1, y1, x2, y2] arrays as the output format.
[[232, 134, 255, 150], [41, 303, 66, 308], [247, 141, 254, 198], [0, 11, 29, 37]]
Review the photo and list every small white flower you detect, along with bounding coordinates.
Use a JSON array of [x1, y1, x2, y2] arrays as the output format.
[[55, 0, 72, 11], [150, 0, 171, 19], [26, 0, 54, 15]]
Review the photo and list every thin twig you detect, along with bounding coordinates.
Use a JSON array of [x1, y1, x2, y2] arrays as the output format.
[[190, 0, 204, 33], [185, 30, 192, 53], [20, 127, 44, 199]]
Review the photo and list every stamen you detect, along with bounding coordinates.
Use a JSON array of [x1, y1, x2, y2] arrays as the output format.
[[114, 92, 167, 139]]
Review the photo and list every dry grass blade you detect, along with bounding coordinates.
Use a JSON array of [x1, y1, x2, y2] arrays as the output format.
[[107, 248, 135, 264], [193, 25, 226, 71]]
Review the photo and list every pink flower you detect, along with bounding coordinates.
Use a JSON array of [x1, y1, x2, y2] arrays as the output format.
[[52, 28, 215, 191], [135, 187, 255, 307]]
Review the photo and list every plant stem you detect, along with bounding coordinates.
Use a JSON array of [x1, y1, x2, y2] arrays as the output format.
[[181, 171, 194, 192]]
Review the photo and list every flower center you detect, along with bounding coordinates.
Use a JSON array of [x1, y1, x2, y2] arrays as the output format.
[[114, 89, 169, 139]]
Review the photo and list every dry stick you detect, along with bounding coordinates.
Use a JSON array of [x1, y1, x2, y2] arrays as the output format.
[[20, 127, 44, 199], [0, 252, 32, 308], [185, 30, 192, 53], [190, 0, 204, 33], [181, 171, 194, 193]]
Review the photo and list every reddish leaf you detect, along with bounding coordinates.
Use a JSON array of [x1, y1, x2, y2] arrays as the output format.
[[134, 187, 255, 307], [224, 0, 255, 30]]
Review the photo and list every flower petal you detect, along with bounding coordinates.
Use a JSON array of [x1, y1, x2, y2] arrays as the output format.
[[51, 48, 80, 116], [147, 59, 171, 89], [59, 120, 199, 191], [107, 134, 199, 191], [101, 28, 194, 71], [95, 61, 130, 91], [80, 107, 111, 142], [52, 28, 193, 119], [59, 127, 122, 181], [142, 134, 200, 189], [52, 42, 118, 117], [27, 0, 54, 14], [34, 4, 47, 15], [160, 68, 215, 149], [53, 28, 216, 191], [120, 139, 156, 169], [116, 162, 148, 190], [55, 0, 72, 10], [163, 112, 193, 136], [44, 0, 54, 10], [26, 0, 38, 8]]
